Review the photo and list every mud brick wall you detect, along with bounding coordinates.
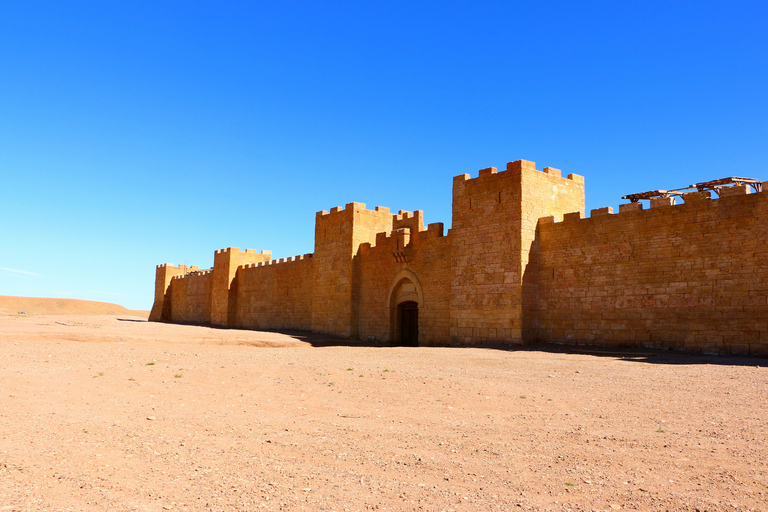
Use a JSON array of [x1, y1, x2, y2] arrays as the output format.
[[235, 256, 314, 331], [537, 187, 768, 355], [312, 203, 393, 337], [169, 271, 212, 324], [357, 221, 450, 345], [450, 160, 584, 345]]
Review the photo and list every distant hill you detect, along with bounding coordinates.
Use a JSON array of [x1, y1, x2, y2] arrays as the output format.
[[0, 295, 149, 318]]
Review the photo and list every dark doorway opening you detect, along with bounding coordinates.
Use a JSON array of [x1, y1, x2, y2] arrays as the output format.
[[398, 301, 419, 346]]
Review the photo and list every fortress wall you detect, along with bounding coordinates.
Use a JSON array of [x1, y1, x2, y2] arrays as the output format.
[[312, 203, 393, 337], [235, 255, 314, 331], [357, 222, 451, 345], [210, 248, 271, 328], [537, 187, 768, 355], [169, 271, 212, 324], [149, 264, 198, 322]]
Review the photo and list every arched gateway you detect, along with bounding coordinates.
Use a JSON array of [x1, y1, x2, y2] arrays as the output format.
[[387, 270, 424, 346]]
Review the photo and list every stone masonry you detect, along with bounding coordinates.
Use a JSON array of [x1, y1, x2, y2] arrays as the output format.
[[150, 160, 768, 355]]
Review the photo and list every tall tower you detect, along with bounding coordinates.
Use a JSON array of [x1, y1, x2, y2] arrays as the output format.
[[311, 202, 393, 337], [450, 160, 584, 345], [210, 248, 271, 327]]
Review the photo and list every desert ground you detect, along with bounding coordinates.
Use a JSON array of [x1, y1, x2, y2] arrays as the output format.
[[1, 303, 767, 511]]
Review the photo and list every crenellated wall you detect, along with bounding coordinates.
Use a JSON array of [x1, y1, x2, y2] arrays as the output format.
[[169, 270, 212, 324], [236, 255, 314, 331], [150, 160, 766, 354], [356, 221, 451, 345], [537, 184, 768, 355], [211, 247, 271, 328]]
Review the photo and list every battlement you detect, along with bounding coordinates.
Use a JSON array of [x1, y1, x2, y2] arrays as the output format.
[[214, 247, 271, 257], [426, 222, 444, 237], [316, 202, 393, 217], [393, 209, 425, 232], [394, 209, 417, 220], [240, 253, 314, 269], [156, 263, 199, 270], [171, 269, 212, 280], [453, 159, 584, 184], [153, 158, 768, 355], [541, 180, 768, 227], [361, 221, 446, 253]]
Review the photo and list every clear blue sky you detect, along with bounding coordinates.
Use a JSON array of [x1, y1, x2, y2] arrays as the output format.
[[1, 1, 766, 310]]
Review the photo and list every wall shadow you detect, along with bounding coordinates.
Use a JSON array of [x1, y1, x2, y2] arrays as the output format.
[[249, 328, 382, 348], [477, 341, 768, 367]]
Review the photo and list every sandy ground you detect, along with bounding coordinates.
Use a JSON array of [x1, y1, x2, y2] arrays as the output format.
[[1, 312, 767, 512]]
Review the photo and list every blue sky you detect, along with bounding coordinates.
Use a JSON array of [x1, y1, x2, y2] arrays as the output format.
[[1, 1, 766, 310]]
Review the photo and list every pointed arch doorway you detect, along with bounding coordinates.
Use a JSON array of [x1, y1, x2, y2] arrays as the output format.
[[387, 270, 424, 347]]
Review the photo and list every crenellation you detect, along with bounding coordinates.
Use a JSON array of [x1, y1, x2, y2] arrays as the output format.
[[619, 202, 643, 213], [152, 158, 766, 355], [454, 173, 470, 183], [506, 159, 536, 173], [720, 185, 750, 198], [591, 207, 613, 217], [426, 222, 444, 237], [651, 197, 676, 208], [563, 212, 582, 221], [682, 191, 711, 204]]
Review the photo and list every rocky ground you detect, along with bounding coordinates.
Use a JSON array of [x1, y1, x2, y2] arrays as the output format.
[[1, 313, 767, 511]]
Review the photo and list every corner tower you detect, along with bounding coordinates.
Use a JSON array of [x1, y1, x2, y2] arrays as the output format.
[[149, 263, 198, 322]]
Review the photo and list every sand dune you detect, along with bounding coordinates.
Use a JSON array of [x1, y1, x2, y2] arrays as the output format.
[[0, 295, 149, 318]]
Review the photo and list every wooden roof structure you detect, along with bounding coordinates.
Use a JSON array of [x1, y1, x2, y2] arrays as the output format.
[[690, 177, 763, 195], [622, 177, 763, 202]]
